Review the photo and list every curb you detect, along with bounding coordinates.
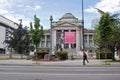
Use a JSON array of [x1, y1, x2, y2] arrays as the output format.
[[0, 63, 120, 67]]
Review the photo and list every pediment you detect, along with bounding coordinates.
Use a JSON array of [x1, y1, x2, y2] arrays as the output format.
[[56, 22, 77, 27]]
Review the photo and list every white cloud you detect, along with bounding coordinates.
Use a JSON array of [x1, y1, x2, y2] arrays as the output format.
[[84, 7, 97, 13], [0, 0, 11, 9], [0, 0, 39, 27], [17, 4, 24, 8], [34, 5, 41, 11], [0, 0, 7, 3], [85, 0, 120, 13], [0, 9, 9, 14], [4, 14, 32, 27], [24, 5, 42, 11]]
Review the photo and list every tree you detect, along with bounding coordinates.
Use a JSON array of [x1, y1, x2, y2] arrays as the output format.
[[30, 15, 44, 63], [98, 13, 112, 59], [5, 20, 31, 57], [30, 15, 44, 50], [108, 13, 120, 60], [94, 10, 120, 60]]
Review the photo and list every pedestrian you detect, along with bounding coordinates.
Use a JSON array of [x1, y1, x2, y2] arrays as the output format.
[[83, 49, 89, 65]]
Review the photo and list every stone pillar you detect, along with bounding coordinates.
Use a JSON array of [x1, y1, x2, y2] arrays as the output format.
[[80, 28, 83, 49], [52, 30, 56, 55], [39, 42, 41, 48], [76, 30, 80, 52], [68, 30, 71, 49], [45, 35, 47, 47], [87, 34, 89, 48], [61, 30, 64, 50]]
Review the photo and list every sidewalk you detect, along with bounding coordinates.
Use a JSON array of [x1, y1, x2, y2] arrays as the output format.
[[0, 59, 120, 67]]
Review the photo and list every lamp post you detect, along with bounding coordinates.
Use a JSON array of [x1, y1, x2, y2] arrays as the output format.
[[82, 0, 85, 65], [49, 15, 53, 60]]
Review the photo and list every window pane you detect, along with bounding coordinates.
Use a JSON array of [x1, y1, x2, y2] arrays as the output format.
[[64, 44, 69, 49], [71, 44, 76, 48]]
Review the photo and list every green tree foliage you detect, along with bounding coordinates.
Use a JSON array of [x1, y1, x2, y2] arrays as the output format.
[[30, 15, 44, 50], [108, 14, 120, 60], [94, 12, 120, 60], [98, 13, 112, 42], [94, 13, 112, 50], [110, 13, 120, 45], [5, 21, 31, 55]]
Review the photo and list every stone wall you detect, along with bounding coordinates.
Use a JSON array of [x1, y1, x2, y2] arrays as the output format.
[[0, 54, 27, 59]]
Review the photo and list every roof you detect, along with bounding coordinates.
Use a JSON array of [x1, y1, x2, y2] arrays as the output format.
[[84, 28, 95, 33], [0, 15, 18, 29], [52, 13, 81, 27], [60, 13, 77, 19]]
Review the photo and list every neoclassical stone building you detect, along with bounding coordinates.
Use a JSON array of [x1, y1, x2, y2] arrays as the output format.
[[40, 13, 97, 57]]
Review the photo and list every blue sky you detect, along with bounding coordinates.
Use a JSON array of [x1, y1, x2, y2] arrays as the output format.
[[0, 0, 120, 29]]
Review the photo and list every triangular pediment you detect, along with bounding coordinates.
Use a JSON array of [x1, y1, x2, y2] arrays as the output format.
[[56, 22, 77, 27]]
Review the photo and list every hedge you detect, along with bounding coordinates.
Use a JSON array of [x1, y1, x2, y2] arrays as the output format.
[[56, 51, 68, 60], [96, 51, 112, 59], [34, 50, 48, 59]]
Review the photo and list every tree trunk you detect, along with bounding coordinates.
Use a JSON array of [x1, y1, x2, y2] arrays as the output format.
[[105, 43, 107, 59], [35, 46, 38, 64], [112, 51, 115, 61], [112, 44, 116, 61]]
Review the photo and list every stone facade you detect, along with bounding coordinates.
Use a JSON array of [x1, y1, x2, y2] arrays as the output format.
[[0, 13, 97, 57], [40, 13, 97, 57]]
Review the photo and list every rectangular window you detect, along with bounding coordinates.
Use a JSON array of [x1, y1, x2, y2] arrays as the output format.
[[46, 41, 50, 47], [41, 41, 45, 47], [47, 35, 50, 39], [84, 35, 87, 39], [89, 35, 93, 46], [71, 44, 76, 48], [89, 35, 92, 40], [71, 30, 76, 32], [64, 44, 69, 49]]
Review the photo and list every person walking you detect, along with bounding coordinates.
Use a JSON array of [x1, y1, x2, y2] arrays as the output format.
[[83, 49, 89, 65]]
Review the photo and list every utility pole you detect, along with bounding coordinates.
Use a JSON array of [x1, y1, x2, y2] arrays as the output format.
[[82, 0, 85, 65]]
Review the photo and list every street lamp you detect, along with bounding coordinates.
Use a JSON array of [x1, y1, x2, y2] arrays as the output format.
[[82, 0, 85, 65], [49, 15, 53, 60]]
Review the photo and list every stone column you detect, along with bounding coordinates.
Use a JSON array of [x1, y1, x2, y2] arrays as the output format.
[[80, 28, 83, 49], [52, 30, 56, 55], [61, 30, 64, 50], [87, 34, 89, 48], [45, 35, 47, 47], [68, 30, 71, 49], [76, 30, 80, 52]]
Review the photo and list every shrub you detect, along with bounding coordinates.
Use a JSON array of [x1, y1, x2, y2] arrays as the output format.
[[34, 50, 48, 59], [56, 51, 68, 60], [96, 51, 112, 59]]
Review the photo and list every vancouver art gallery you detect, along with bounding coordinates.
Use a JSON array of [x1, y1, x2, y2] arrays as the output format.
[[39, 13, 97, 57], [0, 13, 97, 57]]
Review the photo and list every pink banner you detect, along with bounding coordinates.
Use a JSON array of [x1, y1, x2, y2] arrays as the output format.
[[64, 32, 76, 44]]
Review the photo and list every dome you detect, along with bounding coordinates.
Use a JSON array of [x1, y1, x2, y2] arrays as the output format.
[[61, 13, 77, 19]]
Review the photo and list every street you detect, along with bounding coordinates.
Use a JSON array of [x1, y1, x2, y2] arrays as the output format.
[[0, 65, 120, 80]]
